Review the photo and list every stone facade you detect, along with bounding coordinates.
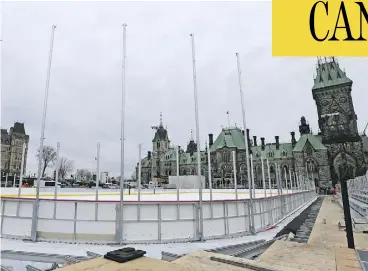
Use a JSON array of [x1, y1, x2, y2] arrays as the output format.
[[136, 59, 368, 189], [1, 122, 29, 175]]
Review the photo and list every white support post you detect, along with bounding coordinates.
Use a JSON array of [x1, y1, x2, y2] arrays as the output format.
[[232, 151, 238, 200], [236, 52, 254, 234], [283, 167, 288, 193], [289, 169, 293, 192], [266, 159, 272, 196], [250, 154, 255, 199], [190, 33, 203, 241], [261, 156, 266, 197], [207, 144, 213, 201], [95, 142, 100, 201], [119, 23, 127, 244], [17, 143, 26, 198], [53, 142, 60, 200], [13, 173, 16, 188], [176, 146, 180, 201], [32, 25, 56, 242], [5, 173, 8, 188], [138, 144, 142, 201]]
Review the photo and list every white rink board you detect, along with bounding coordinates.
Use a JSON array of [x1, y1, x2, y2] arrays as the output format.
[[1, 188, 291, 201]]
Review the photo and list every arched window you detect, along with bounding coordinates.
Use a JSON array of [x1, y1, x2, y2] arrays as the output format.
[[157, 141, 160, 148], [282, 150, 287, 157], [270, 165, 275, 173], [268, 151, 274, 158], [192, 168, 196, 175], [223, 151, 231, 163], [182, 169, 187, 175]]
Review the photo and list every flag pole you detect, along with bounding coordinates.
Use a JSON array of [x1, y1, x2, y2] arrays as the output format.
[[190, 33, 203, 241], [119, 23, 127, 244], [235, 52, 254, 234]]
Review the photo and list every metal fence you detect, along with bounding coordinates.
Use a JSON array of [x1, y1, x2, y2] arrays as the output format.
[[0, 190, 316, 244]]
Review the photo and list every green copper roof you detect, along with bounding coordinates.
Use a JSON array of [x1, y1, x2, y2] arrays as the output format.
[[210, 127, 245, 152], [312, 58, 352, 90], [251, 143, 294, 160], [293, 134, 326, 152]]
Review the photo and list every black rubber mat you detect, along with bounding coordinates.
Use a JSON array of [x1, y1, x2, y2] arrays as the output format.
[[104, 247, 146, 263]]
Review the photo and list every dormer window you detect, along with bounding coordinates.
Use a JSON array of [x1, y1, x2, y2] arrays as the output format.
[[282, 150, 287, 157], [255, 152, 260, 158], [268, 151, 274, 158]]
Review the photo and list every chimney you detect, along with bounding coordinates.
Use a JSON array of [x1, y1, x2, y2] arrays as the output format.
[[290, 131, 296, 147], [261, 137, 265, 150], [246, 129, 251, 147], [208, 134, 214, 147], [148, 151, 151, 159], [242, 130, 245, 135], [178, 146, 181, 152], [253, 136, 257, 146], [275, 136, 280, 150]]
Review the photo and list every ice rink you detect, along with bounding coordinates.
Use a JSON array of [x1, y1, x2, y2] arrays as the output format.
[[1, 187, 294, 201]]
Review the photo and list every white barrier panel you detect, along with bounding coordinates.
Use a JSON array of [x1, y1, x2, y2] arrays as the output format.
[[0, 191, 316, 243]]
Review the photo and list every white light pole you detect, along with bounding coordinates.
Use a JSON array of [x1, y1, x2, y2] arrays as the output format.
[[236, 53, 254, 234], [261, 156, 266, 197], [53, 142, 60, 200], [232, 150, 238, 200], [35, 25, 56, 202], [267, 159, 272, 196], [119, 23, 127, 244], [32, 25, 57, 242], [207, 143, 213, 201], [176, 146, 180, 201], [190, 33, 203, 241], [17, 143, 26, 198], [95, 142, 100, 201], [5, 173, 8, 188], [138, 144, 142, 201]]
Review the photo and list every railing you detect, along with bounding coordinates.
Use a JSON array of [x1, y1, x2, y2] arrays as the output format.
[[346, 171, 368, 219], [0, 190, 316, 244]]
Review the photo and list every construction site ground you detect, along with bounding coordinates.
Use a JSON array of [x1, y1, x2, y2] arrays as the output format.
[[59, 196, 368, 271]]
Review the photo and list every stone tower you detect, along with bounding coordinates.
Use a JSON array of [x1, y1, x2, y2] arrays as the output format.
[[151, 113, 170, 179], [312, 57, 366, 180]]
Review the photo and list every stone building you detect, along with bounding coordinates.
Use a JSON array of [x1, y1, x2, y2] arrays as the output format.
[[1, 122, 29, 176], [136, 58, 368, 189]]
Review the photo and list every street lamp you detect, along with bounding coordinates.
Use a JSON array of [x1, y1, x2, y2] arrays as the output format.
[[338, 150, 355, 249]]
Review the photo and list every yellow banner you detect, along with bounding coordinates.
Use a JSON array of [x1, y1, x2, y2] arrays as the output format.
[[272, 0, 368, 56]]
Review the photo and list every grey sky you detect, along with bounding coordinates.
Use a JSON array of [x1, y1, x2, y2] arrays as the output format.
[[1, 1, 367, 177]]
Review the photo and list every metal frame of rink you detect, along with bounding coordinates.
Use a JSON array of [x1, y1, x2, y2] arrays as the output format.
[[0, 190, 316, 244]]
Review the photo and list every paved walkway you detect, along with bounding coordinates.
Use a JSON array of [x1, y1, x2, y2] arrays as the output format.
[[257, 196, 368, 270]]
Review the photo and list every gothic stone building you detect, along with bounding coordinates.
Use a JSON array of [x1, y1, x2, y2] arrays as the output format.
[[137, 59, 368, 189], [1, 122, 30, 176]]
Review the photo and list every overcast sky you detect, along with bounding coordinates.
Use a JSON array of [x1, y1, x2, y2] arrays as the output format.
[[1, 1, 367, 177]]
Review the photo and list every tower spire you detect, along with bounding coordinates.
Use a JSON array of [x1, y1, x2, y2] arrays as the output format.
[[190, 129, 194, 141], [159, 112, 163, 127]]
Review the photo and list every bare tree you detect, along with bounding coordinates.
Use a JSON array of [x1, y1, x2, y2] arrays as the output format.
[[58, 157, 74, 179], [76, 169, 92, 181], [36, 145, 57, 177]]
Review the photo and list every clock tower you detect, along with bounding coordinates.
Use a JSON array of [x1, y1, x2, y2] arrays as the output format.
[[312, 57, 366, 179]]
